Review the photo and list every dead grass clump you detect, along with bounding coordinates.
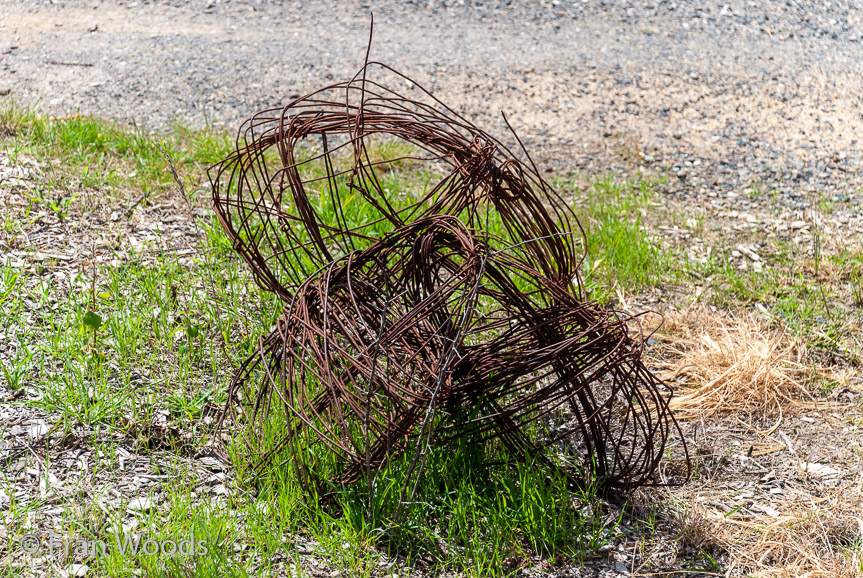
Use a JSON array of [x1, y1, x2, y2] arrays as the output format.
[[647, 307, 814, 419], [703, 505, 863, 577]]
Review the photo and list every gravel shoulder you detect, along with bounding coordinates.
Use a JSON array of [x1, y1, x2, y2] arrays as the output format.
[[3, 0, 863, 215]]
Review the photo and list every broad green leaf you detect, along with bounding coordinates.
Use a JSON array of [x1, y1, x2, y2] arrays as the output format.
[[83, 310, 103, 331]]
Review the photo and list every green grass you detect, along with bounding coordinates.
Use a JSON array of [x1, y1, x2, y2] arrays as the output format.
[[698, 238, 863, 365], [0, 98, 234, 204], [571, 173, 677, 299]]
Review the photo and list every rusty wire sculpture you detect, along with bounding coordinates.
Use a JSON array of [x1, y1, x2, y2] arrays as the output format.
[[210, 59, 683, 493]]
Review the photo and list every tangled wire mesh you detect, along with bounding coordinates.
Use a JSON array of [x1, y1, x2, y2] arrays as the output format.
[[209, 60, 684, 492]]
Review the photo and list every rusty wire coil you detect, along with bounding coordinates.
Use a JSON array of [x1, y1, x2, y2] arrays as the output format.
[[210, 61, 683, 491]]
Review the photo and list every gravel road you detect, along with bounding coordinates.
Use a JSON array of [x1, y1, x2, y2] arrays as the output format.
[[2, 1, 863, 214]]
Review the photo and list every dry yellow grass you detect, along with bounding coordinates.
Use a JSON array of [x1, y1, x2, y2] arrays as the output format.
[[641, 307, 863, 577], [646, 307, 814, 420], [698, 500, 863, 577]]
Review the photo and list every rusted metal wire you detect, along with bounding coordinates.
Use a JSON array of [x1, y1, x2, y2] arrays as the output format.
[[210, 60, 683, 492]]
